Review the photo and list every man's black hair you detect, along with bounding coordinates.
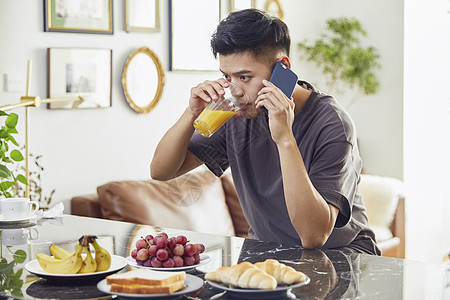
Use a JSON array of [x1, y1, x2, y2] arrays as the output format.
[[210, 9, 291, 60]]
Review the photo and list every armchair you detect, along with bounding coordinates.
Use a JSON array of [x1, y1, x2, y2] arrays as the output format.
[[359, 174, 405, 258]]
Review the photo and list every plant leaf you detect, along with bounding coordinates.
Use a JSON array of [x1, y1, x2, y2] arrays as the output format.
[[17, 174, 28, 185], [13, 250, 26, 264], [0, 141, 6, 154], [5, 113, 18, 129], [0, 181, 14, 191], [10, 150, 24, 162], [0, 128, 8, 139], [7, 127, 18, 134], [2, 157, 13, 163], [0, 164, 13, 180], [7, 135, 18, 146], [13, 269, 23, 281], [0, 260, 15, 273], [11, 288, 23, 298], [0, 110, 8, 116]]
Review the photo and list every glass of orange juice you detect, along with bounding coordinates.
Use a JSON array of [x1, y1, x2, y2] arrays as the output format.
[[193, 83, 248, 138]]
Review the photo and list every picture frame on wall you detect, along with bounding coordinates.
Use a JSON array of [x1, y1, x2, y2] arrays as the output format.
[[229, 0, 256, 12], [44, 0, 113, 34], [47, 48, 112, 109], [124, 0, 160, 32], [169, 0, 221, 71]]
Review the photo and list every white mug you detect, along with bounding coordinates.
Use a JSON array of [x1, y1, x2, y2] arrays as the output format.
[[0, 197, 39, 220], [1, 228, 39, 246]]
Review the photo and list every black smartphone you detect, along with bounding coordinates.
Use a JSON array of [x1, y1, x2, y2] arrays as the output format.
[[262, 61, 298, 114]]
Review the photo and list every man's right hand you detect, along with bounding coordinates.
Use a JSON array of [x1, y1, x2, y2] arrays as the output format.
[[150, 79, 229, 181], [189, 79, 230, 117]]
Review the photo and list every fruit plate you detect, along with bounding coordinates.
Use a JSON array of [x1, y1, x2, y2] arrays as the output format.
[[206, 275, 310, 299], [97, 273, 204, 298], [126, 253, 211, 271], [25, 255, 127, 282]]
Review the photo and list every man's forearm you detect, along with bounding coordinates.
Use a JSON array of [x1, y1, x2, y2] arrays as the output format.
[[276, 138, 337, 248], [150, 108, 197, 180]]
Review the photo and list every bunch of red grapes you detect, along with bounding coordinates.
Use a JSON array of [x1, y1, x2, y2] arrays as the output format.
[[131, 232, 205, 268]]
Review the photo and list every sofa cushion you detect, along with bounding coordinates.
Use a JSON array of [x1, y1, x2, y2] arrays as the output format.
[[71, 194, 102, 218], [97, 171, 235, 236], [359, 174, 404, 242]]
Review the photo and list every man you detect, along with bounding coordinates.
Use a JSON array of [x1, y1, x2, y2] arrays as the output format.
[[151, 9, 380, 255]]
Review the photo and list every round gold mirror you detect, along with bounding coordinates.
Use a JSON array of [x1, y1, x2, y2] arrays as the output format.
[[122, 47, 165, 113], [265, 0, 284, 20]]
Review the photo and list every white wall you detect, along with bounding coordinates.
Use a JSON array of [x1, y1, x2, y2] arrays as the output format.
[[321, 0, 404, 181], [404, 0, 450, 263], [0, 0, 410, 255]]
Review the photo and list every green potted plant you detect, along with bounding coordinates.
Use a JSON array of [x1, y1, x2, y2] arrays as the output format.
[[0, 111, 28, 198], [0, 248, 27, 297], [297, 17, 381, 109]]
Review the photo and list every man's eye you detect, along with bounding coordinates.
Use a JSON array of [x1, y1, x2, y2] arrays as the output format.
[[240, 76, 249, 81], [223, 74, 230, 80]]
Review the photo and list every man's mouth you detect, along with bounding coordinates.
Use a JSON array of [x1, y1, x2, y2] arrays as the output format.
[[239, 104, 248, 110]]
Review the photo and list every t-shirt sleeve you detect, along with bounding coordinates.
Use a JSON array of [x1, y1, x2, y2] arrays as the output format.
[[188, 127, 229, 177], [308, 139, 359, 228], [309, 113, 359, 227]]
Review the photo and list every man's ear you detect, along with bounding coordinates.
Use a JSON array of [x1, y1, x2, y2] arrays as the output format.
[[278, 56, 292, 69]]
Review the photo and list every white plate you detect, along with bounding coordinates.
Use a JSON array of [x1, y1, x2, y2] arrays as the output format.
[[126, 253, 211, 271], [25, 254, 127, 281], [97, 273, 204, 298], [206, 275, 310, 298], [0, 214, 37, 224]]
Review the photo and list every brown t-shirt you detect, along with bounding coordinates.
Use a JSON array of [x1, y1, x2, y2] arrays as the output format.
[[189, 81, 381, 255]]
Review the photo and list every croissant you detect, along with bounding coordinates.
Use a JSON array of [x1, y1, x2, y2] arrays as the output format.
[[254, 259, 306, 285], [205, 261, 277, 290]]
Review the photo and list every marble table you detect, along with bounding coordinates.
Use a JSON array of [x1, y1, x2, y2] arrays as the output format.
[[0, 215, 448, 299]]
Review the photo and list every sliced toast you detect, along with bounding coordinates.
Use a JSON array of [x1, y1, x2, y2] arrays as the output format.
[[110, 280, 185, 295], [106, 269, 186, 287]]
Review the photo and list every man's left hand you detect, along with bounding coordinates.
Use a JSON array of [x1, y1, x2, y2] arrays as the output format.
[[255, 80, 296, 144]]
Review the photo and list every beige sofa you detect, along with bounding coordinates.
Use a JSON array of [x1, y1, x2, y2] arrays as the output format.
[[71, 171, 250, 238], [71, 171, 405, 258]]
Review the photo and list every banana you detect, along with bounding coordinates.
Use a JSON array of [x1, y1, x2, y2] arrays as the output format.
[[37, 244, 83, 274], [49, 244, 71, 260], [88, 236, 111, 272], [78, 244, 97, 273], [37, 235, 111, 274]]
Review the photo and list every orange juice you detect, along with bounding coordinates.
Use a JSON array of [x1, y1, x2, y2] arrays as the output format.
[[193, 109, 236, 137]]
